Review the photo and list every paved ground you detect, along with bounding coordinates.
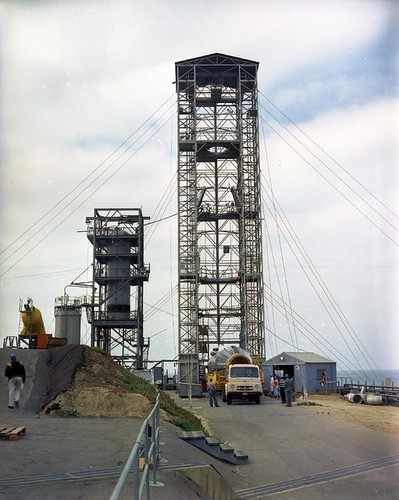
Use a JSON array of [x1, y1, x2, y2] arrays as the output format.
[[1, 349, 233, 499], [177, 394, 399, 499], [1, 348, 398, 499]]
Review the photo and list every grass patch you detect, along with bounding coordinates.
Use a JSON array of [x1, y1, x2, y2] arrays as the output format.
[[122, 373, 207, 433], [296, 401, 323, 407], [56, 407, 80, 417]]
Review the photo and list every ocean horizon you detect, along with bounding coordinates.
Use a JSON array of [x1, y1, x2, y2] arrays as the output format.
[[337, 369, 399, 387]]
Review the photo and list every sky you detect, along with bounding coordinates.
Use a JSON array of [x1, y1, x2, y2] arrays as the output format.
[[0, 0, 398, 376]]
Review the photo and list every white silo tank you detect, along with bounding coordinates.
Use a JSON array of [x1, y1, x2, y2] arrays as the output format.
[[54, 297, 82, 344]]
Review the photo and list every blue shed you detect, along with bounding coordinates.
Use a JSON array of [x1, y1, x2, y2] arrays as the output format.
[[263, 352, 337, 394]]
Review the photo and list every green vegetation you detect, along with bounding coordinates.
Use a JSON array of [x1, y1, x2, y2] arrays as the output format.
[[296, 401, 322, 407], [122, 373, 207, 433], [55, 407, 80, 417]]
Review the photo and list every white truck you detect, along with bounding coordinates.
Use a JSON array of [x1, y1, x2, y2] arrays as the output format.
[[223, 362, 263, 405], [207, 346, 263, 405]]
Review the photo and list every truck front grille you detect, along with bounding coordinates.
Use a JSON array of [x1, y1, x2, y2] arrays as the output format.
[[236, 385, 254, 391]]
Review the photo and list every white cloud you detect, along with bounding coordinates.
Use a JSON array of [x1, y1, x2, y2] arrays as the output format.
[[0, 0, 397, 371]]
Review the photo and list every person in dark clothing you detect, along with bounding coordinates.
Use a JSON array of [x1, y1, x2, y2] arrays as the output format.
[[280, 375, 286, 404], [207, 379, 219, 407], [284, 374, 293, 407], [5, 353, 26, 409]]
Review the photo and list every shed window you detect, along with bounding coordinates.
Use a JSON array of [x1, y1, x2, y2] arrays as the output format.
[[317, 369, 327, 384]]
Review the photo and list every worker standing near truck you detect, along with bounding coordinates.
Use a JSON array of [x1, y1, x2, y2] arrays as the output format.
[[273, 376, 280, 398], [207, 378, 220, 407], [269, 375, 274, 396], [5, 353, 26, 409], [280, 375, 286, 404], [284, 374, 293, 407]]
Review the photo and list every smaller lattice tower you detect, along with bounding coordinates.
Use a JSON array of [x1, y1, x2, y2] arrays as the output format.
[[86, 208, 150, 369]]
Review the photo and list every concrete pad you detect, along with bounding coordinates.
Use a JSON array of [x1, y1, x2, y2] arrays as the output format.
[[171, 392, 399, 498], [1, 348, 398, 499]]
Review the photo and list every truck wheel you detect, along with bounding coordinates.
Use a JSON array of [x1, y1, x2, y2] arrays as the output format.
[[226, 394, 232, 405], [255, 395, 260, 404], [222, 388, 226, 403]]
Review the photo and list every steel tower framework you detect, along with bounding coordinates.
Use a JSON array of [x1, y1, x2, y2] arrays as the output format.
[[175, 53, 265, 383], [86, 208, 150, 369]]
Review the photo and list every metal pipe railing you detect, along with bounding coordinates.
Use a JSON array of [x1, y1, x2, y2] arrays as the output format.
[[110, 390, 161, 500]]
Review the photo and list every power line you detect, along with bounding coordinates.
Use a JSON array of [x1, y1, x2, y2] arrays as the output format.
[[259, 91, 398, 222], [0, 98, 177, 277], [258, 100, 398, 247], [1, 93, 177, 261], [145, 212, 177, 226], [263, 287, 374, 380], [1, 268, 84, 281], [258, 96, 385, 377], [261, 174, 382, 379], [261, 113, 302, 358]]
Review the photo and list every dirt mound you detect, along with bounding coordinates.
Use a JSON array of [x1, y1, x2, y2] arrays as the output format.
[[27, 345, 154, 418]]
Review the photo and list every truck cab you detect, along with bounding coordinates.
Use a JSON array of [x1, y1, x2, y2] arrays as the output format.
[[223, 363, 263, 405]]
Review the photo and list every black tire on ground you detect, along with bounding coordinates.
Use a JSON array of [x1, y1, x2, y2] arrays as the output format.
[[226, 394, 232, 405], [255, 395, 260, 404]]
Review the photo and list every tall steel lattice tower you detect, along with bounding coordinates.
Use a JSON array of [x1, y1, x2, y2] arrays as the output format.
[[86, 208, 150, 369], [175, 53, 265, 386]]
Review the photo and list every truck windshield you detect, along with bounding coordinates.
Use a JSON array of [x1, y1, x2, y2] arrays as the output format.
[[230, 367, 259, 378]]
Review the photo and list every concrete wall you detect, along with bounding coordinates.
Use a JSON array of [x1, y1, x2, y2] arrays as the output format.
[[180, 464, 239, 500]]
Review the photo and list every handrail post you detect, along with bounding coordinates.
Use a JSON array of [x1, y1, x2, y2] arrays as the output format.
[[151, 395, 160, 485], [133, 449, 140, 500], [144, 421, 151, 498], [110, 390, 162, 500]]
